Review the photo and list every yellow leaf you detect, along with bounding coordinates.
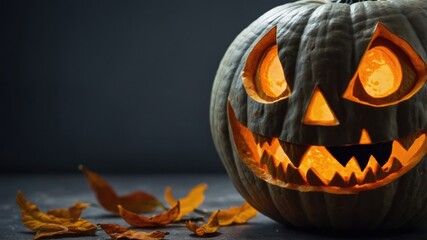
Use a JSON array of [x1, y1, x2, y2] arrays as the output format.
[[79, 165, 160, 214], [186, 210, 220, 236], [16, 192, 97, 240], [47, 202, 90, 220], [164, 183, 207, 220], [218, 202, 258, 225], [99, 223, 168, 240], [118, 202, 180, 227]]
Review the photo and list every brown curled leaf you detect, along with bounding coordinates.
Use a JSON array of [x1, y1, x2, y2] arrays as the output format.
[[186, 210, 220, 236], [218, 202, 258, 225], [118, 202, 180, 227], [16, 192, 97, 240], [47, 202, 90, 220], [79, 165, 160, 214], [99, 223, 168, 240], [164, 183, 207, 220]]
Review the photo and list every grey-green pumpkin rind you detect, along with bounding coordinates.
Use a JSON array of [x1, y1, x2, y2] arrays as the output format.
[[210, 0, 427, 229]]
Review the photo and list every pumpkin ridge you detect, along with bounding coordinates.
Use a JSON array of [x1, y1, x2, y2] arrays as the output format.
[[276, 3, 329, 141], [266, 184, 310, 227], [392, 1, 427, 61], [406, 161, 427, 225], [211, 0, 427, 229]]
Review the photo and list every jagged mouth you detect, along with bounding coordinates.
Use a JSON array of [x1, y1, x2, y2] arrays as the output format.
[[228, 103, 427, 194]]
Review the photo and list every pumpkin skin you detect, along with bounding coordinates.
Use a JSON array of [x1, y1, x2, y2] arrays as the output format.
[[210, 0, 427, 230]]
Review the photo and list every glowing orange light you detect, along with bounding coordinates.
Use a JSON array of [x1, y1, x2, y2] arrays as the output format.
[[259, 45, 287, 98], [303, 87, 339, 126], [228, 102, 427, 193], [359, 46, 402, 98], [359, 129, 372, 144]]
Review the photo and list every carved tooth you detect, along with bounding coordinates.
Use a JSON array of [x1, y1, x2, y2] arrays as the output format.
[[387, 157, 403, 174], [260, 150, 269, 165], [306, 168, 326, 186], [257, 135, 272, 146], [396, 132, 423, 151], [266, 137, 274, 146], [375, 165, 388, 180], [367, 156, 381, 173], [378, 157, 403, 179], [348, 172, 358, 187], [361, 167, 377, 184], [326, 146, 353, 167], [276, 162, 287, 182], [279, 141, 309, 168], [345, 157, 362, 172], [371, 142, 393, 167], [252, 132, 260, 145], [329, 172, 348, 188], [266, 156, 279, 179], [353, 152, 371, 171], [285, 164, 305, 185]]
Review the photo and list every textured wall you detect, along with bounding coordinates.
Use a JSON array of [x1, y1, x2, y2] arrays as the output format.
[[1, 0, 290, 173]]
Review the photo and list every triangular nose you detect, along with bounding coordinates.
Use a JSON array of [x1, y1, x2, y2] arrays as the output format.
[[303, 87, 339, 126]]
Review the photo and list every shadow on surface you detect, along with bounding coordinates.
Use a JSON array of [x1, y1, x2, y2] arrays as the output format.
[[189, 232, 221, 238], [86, 213, 120, 219], [282, 224, 426, 239]]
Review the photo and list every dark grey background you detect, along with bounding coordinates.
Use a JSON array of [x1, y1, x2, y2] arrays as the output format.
[[1, 0, 291, 173]]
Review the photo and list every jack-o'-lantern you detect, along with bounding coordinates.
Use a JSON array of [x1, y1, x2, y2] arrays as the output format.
[[210, 0, 427, 229]]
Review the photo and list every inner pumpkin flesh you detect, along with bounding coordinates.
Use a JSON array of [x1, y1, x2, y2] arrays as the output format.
[[228, 103, 427, 194]]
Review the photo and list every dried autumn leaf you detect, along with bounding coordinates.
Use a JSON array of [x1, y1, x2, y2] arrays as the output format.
[[47, 201, 90, 220], [218, 202, 258, 225], [119, 202, 180, 227], [99, 223, 168, 240], [79, 165, 160, 214], [164, 183, 207, 220], [16, 191, 97, 240], [186, 210, 220, 236]]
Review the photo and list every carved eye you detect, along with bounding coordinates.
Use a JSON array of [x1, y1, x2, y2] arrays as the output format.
[[242, 27, 291, 103], [343, 23, 427, 107], [258, 45, 289, 98], [358, 46, 402, 98]]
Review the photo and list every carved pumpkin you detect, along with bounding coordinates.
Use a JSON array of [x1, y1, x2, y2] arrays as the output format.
[[210, 0, 427, 229]]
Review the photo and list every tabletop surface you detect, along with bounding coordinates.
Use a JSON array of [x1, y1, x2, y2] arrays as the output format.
[[1, 173, 427, 240]]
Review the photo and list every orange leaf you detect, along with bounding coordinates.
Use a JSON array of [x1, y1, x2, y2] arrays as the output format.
[[217, 202, 258, 225], [16, 192, 97, 240], [47, 202, 90, 220], [99, 223, 168, 240], [164, 183, 207, 220], [118, 202, 180, 227], [79, 165, 160, 214], [186, 210, 220, 236]]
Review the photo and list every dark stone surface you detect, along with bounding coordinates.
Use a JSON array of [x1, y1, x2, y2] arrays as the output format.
[[1, 174, 427, 239]]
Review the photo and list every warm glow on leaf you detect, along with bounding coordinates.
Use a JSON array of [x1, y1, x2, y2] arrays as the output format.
[[186, 210, 220, 236], [164, 183, 207, 220], [99, 223, 168, 240], [217, 202, 258, 226], [303, 87, 339, 126], [359, 46, 402, 98], [16, 192, 97, 240], [118, 202, 180, 228], [79, 165, 160, 214], [47, 202, 90, 220]]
